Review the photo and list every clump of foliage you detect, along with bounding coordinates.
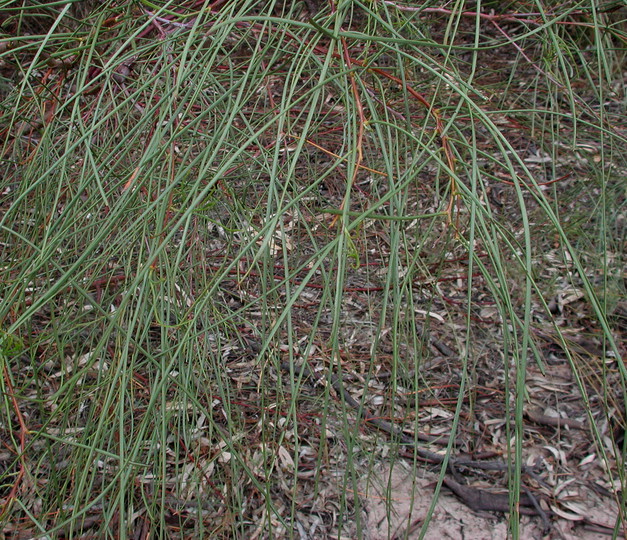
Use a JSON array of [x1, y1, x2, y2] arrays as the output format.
[[0, 1, 625, 537]]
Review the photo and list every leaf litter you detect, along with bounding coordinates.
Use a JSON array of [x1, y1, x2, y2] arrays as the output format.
[[0, 2, 625, 538]]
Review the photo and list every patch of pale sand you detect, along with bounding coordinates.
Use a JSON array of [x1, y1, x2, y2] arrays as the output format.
[[359, 462, 612, 540]]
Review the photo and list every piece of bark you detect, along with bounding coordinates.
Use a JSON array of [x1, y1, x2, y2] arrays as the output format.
[[525, 408, 585, 430]]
